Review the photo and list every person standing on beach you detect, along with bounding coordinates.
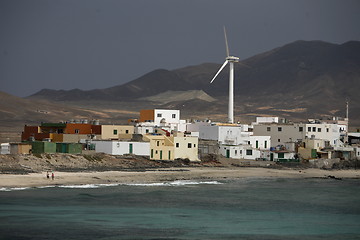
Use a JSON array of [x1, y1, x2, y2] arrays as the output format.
[[51, 172, 54, 180]]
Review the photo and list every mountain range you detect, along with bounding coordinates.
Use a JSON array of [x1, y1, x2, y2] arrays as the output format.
[[1, 40, 360, 142], [28, 40, 360, 125]]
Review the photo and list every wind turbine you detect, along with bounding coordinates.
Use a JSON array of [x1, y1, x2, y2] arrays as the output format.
[[210, 26, 239, 124]]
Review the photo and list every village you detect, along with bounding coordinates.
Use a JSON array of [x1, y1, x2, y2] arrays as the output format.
[[1, 107, 360, 169]]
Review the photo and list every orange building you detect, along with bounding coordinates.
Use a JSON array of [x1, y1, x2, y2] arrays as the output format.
[[21, 122, 102, 142], [139, 109, 155, 122]]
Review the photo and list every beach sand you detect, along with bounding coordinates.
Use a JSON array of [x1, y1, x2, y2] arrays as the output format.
[[1, 168, 359, 188]]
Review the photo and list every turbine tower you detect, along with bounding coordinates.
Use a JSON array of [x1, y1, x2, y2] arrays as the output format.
[[210, 26, 239, 124]]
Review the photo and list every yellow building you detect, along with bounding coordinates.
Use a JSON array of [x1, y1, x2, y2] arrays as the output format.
[[146, 133, 199, 161], [101, 125, 134, 140]]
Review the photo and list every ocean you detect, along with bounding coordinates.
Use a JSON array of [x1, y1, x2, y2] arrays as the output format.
[[1, 178, 360, 240]]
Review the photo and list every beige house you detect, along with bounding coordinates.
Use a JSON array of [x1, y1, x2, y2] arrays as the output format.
[[101, 125, 134, 140], [146, 133, 199, 161], [298, 138, 326, 160]]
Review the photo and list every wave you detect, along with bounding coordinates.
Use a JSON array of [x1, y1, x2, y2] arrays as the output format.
[[0, 187, 31, 192], [125, 180, 223, 187], [0, 180, 222, 191]]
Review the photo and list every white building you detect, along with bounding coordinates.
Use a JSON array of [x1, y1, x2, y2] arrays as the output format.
[[304, 123, 343, 147], [219, 144, 261, 160], [199, 124, 251, 145], [93, 141, 150, 156], [253, 123, 305, 147], [139, 109, 186, 132]]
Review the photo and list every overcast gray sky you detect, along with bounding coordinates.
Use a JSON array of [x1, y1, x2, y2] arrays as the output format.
[[1, 0, 359, 97]]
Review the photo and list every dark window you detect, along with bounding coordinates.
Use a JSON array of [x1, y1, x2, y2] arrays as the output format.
[[278, 153, 285, 158], [235, 150, 237, 155], [157, 113, 162, 117], [157, 141, 159, 146], [194, 144, 196, 147], [125, 130, 129, 134], [176, 143, 179, 148], [188, 143, 192, 148], [172, 114, 176, 118], [113, 129, 117, 135], [318, 128, 321, 132], [326, 128, 329, 132], [265, 141, 267, 148], [267, 127, 271, 132], [278, 127, 282, 132], [246, 149, 252, 155], [278, 139, 280, 142], [312, 127, 316, 132], [308, 127, 311, 132], [75, 129, 80, 134], [146, 129, 149, 133], [299, 127, 303, 132]]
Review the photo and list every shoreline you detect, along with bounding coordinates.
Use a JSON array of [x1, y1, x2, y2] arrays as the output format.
[[1, 167, 360, 189]]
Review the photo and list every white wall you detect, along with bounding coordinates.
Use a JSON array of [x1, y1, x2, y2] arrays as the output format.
[[219, 144, 261, 160], [154, 109, 180, 125], [187, 121, 211, 132], [304, 123, 341, 147], [94, 141, 150, 156], [0, 143, 10, 154]]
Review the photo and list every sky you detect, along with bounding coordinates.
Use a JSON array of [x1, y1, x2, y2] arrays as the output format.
[[1, 0, 360, 97]]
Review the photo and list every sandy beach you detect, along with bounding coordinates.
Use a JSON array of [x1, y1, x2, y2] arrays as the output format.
[[1, 167, 359, 189]]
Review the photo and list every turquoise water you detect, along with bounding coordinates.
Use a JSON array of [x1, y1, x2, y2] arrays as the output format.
[[1, 178, 360, 239]]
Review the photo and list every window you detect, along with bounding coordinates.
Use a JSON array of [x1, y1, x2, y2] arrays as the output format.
[[235, 150, 238, 155], [299, 127, 303, 132], [318, 128, 321, 132], [248, 141, 250, 145], [267, 127, 271, 132], [246, 149, 253, 155], [326, 128, 329, 132], [125, 130, 129, 134], [278, 153, 285, 158], [157, 113, 162, 117], [240, 150, 242, 154], [278, 127, 282, 132], [194, 144, 196, 147], [312, 127, 316, 132], [157, 141, 160, 146], [256, 140, 259, 148], [172, 114, 176, 118], [188, 143, 192, 148], [146, 129, 149, 133], [278, 139, 280, 142], [264, 140, 267, 149], [113, 129, 117, 135], [75, 129, 80, 134], [176, 143, 179, 148], [308, 127, 311, 132]]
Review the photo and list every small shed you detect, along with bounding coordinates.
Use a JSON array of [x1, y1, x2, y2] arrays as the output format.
[[56, 143, 82, 154], [31, 141, 56, 154], [10, 143, 32, 154]]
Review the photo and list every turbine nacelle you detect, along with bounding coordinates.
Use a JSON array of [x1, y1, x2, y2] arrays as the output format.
[[226, 56, 239, 62]]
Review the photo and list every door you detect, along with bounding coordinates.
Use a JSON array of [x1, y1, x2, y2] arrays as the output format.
[[160, 150, 163, 160], [270, 153, 274, 161], [226, 149, 230, 158], [129, 143, 133, 154]]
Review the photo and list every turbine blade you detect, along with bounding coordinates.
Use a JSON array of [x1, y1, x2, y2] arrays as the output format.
[[224, 26, 230, 57], [210, 60, 228, 83]]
